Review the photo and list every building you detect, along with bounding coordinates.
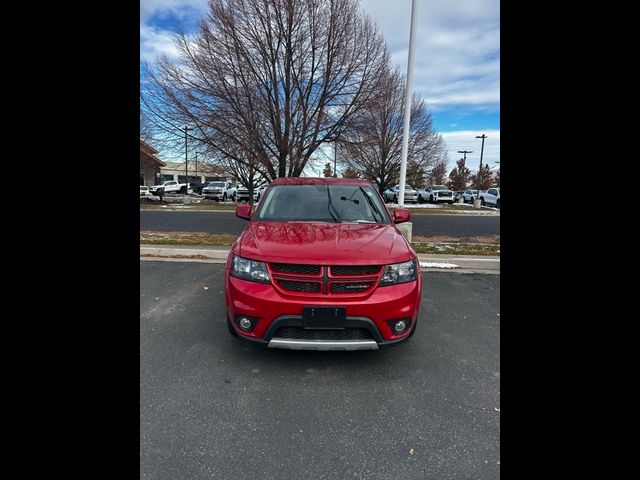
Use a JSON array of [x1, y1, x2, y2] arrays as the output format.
[[140, 139, 166, 186], [158, 161, 234, 184]]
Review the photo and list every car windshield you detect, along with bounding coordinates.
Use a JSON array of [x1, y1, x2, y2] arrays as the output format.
[[208, 182, 225, 187], [256, 184, 390, 224], [432, 186, 447, 191]]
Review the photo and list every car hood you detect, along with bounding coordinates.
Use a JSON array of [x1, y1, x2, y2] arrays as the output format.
[[238, 222, 414, 265]]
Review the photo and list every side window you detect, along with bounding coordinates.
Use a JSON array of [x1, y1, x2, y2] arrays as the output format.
[[489, 189, 496, 195]]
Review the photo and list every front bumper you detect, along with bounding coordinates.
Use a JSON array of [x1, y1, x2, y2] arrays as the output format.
[[225, 271, 421, 347], [203, 191, 224, 199]]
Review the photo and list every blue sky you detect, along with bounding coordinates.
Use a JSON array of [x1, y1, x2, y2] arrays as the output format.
[[141, 0, 500, 173]]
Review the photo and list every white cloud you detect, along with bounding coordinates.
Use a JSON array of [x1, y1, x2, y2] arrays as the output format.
[[140, 24, 181, 62], [140, 0, 209, 63], [140, 0, 208, 22], [441, 129, 500, 172], [360, 0, 500, 110]]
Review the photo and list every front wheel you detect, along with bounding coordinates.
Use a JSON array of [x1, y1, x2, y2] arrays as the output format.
[[223, 193, 228, 201], [496, 199, 500, 208], [481, 198, 485, 206], [232, 193, 236, 202], [429, 195, 434, 203]]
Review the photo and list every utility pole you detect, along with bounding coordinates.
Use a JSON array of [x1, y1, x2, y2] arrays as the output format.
[[195, 152, 198, 184], [475, 134, 487, 196], [398, 0, 418, 207]]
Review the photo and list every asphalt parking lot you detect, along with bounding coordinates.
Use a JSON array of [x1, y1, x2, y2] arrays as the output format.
[[140, 210, 500, 240], [140, 261, 500, 479]]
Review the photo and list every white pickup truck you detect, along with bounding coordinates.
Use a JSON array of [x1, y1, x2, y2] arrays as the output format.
[[479, 187, 500, 208], [202, 181, 237, 201], [149, 180, 188, 195]]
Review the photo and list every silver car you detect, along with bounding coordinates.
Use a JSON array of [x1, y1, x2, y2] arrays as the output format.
[[384, 185, 418, 203]]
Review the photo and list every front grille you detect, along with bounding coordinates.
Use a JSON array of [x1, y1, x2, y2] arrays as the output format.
[[274, 327, 373, 341], [331, 282, 372, 293], [277, 280, 321, 293], [331, 265, 381, 276], [270, 263, 322, 275]]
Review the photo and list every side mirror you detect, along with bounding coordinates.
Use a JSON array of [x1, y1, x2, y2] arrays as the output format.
[[236, 204, 252, 220], [393, 208, 410, 224]]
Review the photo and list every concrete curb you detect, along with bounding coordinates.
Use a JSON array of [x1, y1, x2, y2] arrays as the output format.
[[140, 245, 499, 274]]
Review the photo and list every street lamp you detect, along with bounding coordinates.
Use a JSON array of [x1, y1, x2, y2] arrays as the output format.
[[457, 150, 473, 162], [475, 134, 487, 197], [183, 125, 192, 189]]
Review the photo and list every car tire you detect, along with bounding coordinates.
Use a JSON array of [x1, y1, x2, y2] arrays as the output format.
[[232, 193, 236, 202], [223, 193, 227, 201], [393, 194, 397, 203], [158, 188, 164, 196], [429, 195, 434, 203], [481, 198, 485, 206], [227, 315, 238, 337], [496, 199, 500, 208]]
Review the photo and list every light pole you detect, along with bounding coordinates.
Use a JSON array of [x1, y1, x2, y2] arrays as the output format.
[[457, 150, 473, 163], [333, 140, 337, 178], [183, 125, 191, 189], [475, 134, 487, 196], [195, 151, 201, 185], [398, 0, 418, 207]]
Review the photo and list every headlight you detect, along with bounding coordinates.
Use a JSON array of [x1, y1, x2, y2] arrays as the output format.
[[231, 255, 271, 284], [379, 259, 418, 286]]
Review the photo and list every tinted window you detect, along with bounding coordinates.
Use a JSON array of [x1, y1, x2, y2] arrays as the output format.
[[432, 185, 447, 191], [256, 184, 390, 224]]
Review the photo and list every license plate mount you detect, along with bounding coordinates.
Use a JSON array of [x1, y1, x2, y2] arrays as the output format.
[[302, 306, 346, 329]]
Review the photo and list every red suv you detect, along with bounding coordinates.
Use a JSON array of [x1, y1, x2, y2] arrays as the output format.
[[224, 178, 422, 350]]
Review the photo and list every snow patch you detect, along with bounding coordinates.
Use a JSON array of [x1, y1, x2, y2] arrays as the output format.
[[420, 262, 459, 269]]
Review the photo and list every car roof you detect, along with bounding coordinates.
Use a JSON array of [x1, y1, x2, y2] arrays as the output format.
[[270, 177, 371, 186]]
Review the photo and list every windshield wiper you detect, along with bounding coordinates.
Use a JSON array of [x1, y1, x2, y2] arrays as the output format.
[[359, 187, 383, 223], [327, 186, 341, 223]]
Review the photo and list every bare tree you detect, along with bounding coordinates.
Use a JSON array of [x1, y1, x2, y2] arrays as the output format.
[[141, 0, 389, 180], [339, 67, 447, 194]]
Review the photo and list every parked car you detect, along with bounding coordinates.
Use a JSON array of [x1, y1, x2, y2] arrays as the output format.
[[463, 189, 477, 203], [426, 185, 454, 204], [416, 188, 428, 204], [149, 180, 188, 195], [140, 185, 150, 197], [479, 187, 500, 208], [254, 185, 267, 202], [192, 181, 214, 195], [383, 184, 418, 203], [236, 184, 265, 203], [202, 181, 237, 201], [453, 191, 464, 202], [225, 177, 421, 350]]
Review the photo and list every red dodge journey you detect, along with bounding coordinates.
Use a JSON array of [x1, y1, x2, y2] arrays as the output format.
[[224, 177, 422, 350]]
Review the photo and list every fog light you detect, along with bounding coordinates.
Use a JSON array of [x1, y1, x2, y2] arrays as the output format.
[[394, 320, 407, 333], [239, 317, 252, 330]]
